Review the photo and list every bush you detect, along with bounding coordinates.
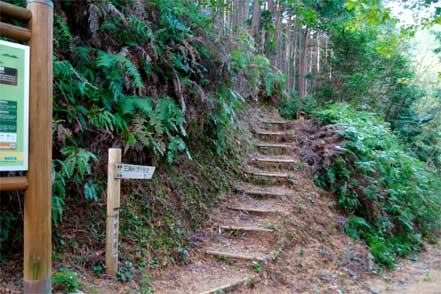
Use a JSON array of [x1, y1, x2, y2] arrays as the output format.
[[278, 92, 317, 119], [52, 268, 83, 292], [314, 104, 441, 267]]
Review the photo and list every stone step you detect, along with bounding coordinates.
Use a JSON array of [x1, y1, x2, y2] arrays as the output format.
[[199, 276, 258, 294], [245, 169, 289, 178], [214, 206, 281, 233], [219, 224, 274, 233], [254, 142, 291, 152], [250, 156, 296, 170], [235, 182, 293, 198], [150, 262, 255, 294], [245, 169, 290, 185], [253, 156, 296, 164], [226, 205, 282, 214], [259, 119, 290, 125], [255, 130, 289, 136], [258, 118, 292, 131], [243, 189, 288, 198], [205, 249, 268, 262], [254, 130, 295, 143], [205, 234, 272, 262]]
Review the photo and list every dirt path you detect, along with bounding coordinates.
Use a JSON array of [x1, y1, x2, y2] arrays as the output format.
[[368, 243, 441, 294], [135, 108, 376, 294]]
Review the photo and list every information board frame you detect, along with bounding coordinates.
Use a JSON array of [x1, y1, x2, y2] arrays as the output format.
[[0, 39, 30, 171]]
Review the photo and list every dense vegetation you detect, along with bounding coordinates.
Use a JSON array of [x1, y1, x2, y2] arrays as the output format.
[[313, 105, 441, 267], [272, 0, 440, 267], [270, 0, 441, 267], [1, 0, 440, 282]]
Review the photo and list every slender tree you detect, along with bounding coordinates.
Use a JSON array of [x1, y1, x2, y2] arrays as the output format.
[[252, 0, 261, 46], [298, 27, 309, 117]]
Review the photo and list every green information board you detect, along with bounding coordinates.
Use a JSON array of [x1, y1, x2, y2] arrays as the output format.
[[0, 40, 29, 171]]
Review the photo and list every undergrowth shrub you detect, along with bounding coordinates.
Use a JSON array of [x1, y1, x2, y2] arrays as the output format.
[[278, 92, 317, 119], [313, 104, 441, 267]]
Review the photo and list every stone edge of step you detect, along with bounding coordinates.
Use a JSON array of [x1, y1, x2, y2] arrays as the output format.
[[199, 275, 260, 294]]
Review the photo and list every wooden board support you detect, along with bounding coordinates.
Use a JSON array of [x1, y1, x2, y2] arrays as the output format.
[[23, 0, 53, 293], [0, 1, 32, 21], [105, 148, 122, 276], [0, 176, 29, 191], [0, 21, 31, 42]]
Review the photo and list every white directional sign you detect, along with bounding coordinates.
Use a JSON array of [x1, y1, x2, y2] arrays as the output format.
[[115, 163, 155, 179]]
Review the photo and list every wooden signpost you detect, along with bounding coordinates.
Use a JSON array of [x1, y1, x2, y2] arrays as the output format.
[[105, 148, 155, 276], [0, 1, 53, 293]]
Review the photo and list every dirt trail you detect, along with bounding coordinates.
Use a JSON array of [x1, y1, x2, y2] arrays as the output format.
[[368, 243, 441, 294], [137, 108, 377, 293]]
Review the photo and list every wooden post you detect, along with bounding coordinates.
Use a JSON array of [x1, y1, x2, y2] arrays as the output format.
[[105, 148, 122, 276], [24, 0, 53, 293]]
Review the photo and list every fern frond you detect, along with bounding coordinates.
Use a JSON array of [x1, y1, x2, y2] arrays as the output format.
[[121, 96, 153, 115], [96, 50, 144, 90]]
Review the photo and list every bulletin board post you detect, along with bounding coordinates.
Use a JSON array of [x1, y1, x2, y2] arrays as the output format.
[[0, 1, 53, 293]]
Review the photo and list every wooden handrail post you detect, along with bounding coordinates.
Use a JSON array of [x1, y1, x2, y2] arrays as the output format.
[[24, 0, 53, 293], [105, 148, 122, 276]]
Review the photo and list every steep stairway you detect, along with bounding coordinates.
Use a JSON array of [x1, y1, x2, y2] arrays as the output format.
[[150, 109, 299, 293]]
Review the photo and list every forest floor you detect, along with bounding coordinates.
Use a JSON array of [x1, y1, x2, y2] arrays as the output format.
[[1, 107, 440, 294], [367, 243, 441, 294]]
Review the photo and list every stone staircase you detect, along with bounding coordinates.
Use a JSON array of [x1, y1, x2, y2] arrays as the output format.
[[151, 110, 298, 294]]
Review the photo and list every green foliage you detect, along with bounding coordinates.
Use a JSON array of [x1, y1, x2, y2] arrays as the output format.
[[122, 96, 190, 163], [0, 213, 17, 252], [231, 31, 287, 99], [54, 15, 73, 52], [314, 104, 441, 267], [96, 50, 144, 100], [52, 268, 83, 292], [52, 148, 99, 223], [208, 87, 245, 153], [117, 260, 136, 282], [278, 92, 317, 119], [319, 10, 426, 132], [252, 261, 263, 273]]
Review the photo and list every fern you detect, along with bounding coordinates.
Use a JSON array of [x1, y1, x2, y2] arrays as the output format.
[[54, 15, 73, 51], [96, 50, 144, 95], [128, 16, 154, 45], [120, 96, 153, 115], [314, 104, 441, 267], [60, 147, 98, 178], [51, 148, 98, 224]]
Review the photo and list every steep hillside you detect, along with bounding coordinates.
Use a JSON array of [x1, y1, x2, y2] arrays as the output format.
[[53, 107, 376, 294]]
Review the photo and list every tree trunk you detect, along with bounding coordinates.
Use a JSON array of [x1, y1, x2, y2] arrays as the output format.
[[231, 0, 237, 36], [306, 31, 314, 97], [291, 23, 299, 91], [274, 2, 284, 68], [251, 0, 261, 46], [315, 32, 321, 94], [285, 12, 291, 86], [298, 28, 309, 118], [264, 0, 275, 60], [241, 0, 250, 29]]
